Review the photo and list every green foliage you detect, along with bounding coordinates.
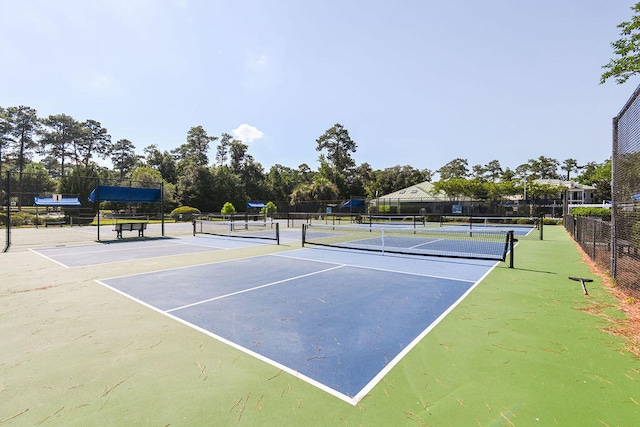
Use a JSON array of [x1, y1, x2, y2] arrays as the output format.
[[260, 201, 277, 217], [601, 2, 640, 84], [170, 206, 201, 222], [632, 221, 640, 250], [172, 125, 216, 168], [316, 123, 357, 178], [436, 158, 469, 180], [221, 202, 236, 215], [569, 207, 611, 220], [7, 211, 37, 226], [576, 160, 612, 202], [543, 217, 562, 226]]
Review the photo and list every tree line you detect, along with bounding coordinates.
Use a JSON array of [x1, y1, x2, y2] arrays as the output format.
[[1, 105, 611, 212]]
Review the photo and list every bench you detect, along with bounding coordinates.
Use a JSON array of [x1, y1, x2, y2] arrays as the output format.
[[44, 219, 65, 227], [114, 222, 148, 239]]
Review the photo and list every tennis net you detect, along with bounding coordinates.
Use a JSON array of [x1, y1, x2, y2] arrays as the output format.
[[359, 214, 426, 228], [193, 219, 279, 244], [440, 215, 537, 229], [302, 223, 515, 265]]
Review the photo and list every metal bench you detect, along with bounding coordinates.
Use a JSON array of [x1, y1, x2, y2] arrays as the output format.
[[113, 222, 148, 238], [44, 219, 65, 227]]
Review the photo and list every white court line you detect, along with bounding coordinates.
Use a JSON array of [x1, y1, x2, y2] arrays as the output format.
[[98, 253, 282, 281], [408, 237, 444, 249], [30, 248, 73, 269], [352, 261, 500, 403], [37, 242, 179, 257], [95, 276, 358, 405], [31, 239, 231, 268], [166, 264, 345, 313], [274, 252, 479, 283]]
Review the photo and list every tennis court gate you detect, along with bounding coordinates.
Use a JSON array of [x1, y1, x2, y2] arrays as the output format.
[[611, 84, 640, 296]]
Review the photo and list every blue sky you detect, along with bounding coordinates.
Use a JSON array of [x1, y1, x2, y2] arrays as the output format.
[[1, 0, 638, 176]]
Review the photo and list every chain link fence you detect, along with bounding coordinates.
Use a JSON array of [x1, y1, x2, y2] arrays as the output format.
[[611, 85, 640, 296], [564, 214, 612, 276]]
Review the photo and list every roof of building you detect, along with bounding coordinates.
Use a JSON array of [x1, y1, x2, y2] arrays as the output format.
[[374, 181, 448, 203], [534, 179, 596, 190]]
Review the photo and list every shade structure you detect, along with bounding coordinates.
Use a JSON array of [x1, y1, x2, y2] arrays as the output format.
[[88, 186, 161, 203]]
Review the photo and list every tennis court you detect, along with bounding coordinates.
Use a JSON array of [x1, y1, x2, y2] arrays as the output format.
[[2, 225, 639, 425], [97, 247, 498, 404], [31, 226, 300, 268]]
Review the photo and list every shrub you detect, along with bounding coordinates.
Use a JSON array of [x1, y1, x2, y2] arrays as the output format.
[[10, 212, 36, 226], [543, 218, 561, 225], [170, 206, 201, 222], [517, 217, 534, 225], [260, 201, 277, 218], [569, 207, 611, 220], [221, 202, 236, 215]]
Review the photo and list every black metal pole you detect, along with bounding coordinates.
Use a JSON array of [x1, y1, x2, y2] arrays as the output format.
[[96, 179, 100, 242], [509, 230, 516, 269], [4, 171, 10, 252], [161, 181, 165, 237]]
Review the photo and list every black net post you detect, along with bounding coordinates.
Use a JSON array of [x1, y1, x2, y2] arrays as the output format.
[[509, 230, 516, 269], [301, 223, 307, 246]]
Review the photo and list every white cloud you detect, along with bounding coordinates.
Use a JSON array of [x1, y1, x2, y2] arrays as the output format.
[[232, 124, 264, 143]]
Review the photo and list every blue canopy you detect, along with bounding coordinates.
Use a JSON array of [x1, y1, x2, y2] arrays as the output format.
[[342, 199, 365, 208], [34, 197, 82, 207], [88, 186, 161, 203], [247, 202, 265, 208]]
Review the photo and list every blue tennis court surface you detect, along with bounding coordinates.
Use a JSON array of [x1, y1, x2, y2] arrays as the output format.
[[31, 235, 281, 268], [97, 248, 498, 404]]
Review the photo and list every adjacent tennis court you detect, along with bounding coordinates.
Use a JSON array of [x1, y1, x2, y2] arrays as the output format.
[[31, 229, 299, 268], [95, 243, 499, 404]]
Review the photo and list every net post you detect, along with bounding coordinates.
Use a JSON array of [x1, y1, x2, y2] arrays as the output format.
[[539, 214, 544, 240], [192, 219, 196, 236], [509, 230, 515, 268], [276, 222, 280, 245], [302, 224, 306, 246]]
